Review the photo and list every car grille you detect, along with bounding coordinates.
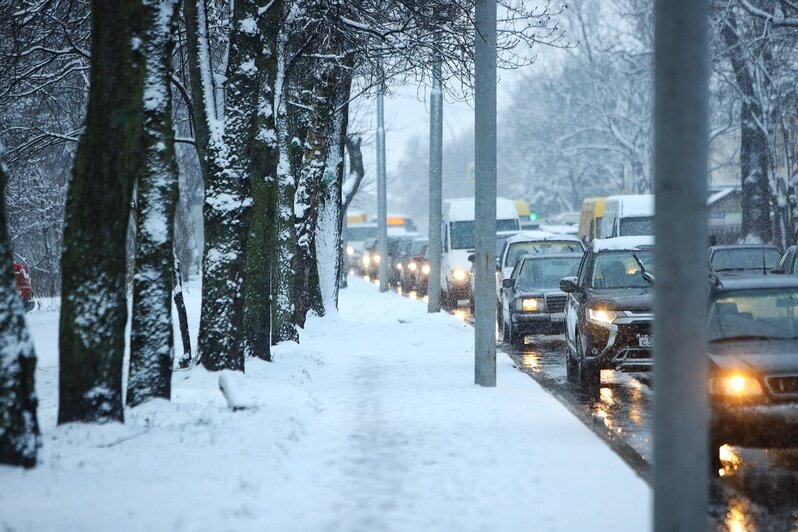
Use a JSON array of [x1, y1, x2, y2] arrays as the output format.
[[765, 375, 798, 397], [545, 294, 567, 313]]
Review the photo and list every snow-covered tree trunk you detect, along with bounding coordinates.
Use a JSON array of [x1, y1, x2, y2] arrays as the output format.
[[243, 0, 281, 361], [198, 0, 262, 372], [0, 142, 40, 467], [128, 0, 182, 407], [59, 0, 145, 424], [721, 16, 772, 243], [315, 72, 351, 312], [271, 30, 299, 344]]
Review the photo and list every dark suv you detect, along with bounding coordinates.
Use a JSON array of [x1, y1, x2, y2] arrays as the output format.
[[560, 236, 654, 392]]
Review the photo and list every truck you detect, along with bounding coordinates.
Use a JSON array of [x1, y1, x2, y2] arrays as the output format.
[[599, 194, 654, 239], [441, 197, 520, 308]]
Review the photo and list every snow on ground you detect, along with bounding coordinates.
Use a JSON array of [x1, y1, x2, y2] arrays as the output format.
[[1, 277, 651, 531]]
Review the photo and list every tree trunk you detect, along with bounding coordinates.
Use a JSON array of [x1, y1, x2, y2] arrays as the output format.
[[174, 251, 193, 368], [59, 0, 145, 424], [243, 0, 281, 361], [128, 0, 182, 407], [198, 0, 262, 372], [182, 0, 215, 182], [721, 15, 772, 243], [316, 72, 351, 311], [0, 143, 40, 467], [270, 29, 299, 344]]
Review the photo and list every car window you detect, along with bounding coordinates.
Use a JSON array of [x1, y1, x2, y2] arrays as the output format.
[[709, 289, 798, 341], [516, 257, 581, 290], [590, 250, 654, 289], [346, 226, 378, 241], [505, 240, 583, 268], [619, 216, 653, 237], [710, 248, 781, 271]]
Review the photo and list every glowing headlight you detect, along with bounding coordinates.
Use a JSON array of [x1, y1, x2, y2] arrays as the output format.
[[421, 264, 430, 275], [587, 308, 624, 326], [408, 262, 418, 271], [373, 254, 381, 264], [346, 246, 354, 256], [362, 255, 371, 267], [519, 298, 541, 312], [710, 373, 763, 397], [397, 263, 403, 270], [452, 269, 467, 281]]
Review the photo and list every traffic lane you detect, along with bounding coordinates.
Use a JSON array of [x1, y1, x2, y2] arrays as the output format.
[[503, 334, 798, 531]]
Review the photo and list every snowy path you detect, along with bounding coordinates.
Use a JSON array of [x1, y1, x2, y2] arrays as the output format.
[[1, 278, 650, 531]]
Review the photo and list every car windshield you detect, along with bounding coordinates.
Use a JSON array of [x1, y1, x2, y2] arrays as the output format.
[[710, 248, 781, 271], [619, 216, 653, 236], [450, 220, 519, 250], [709, 289, 798, 341], [505, 240, 583, 268], [409, 240, 428, 255], [346, 225, 377, 241], [516, 256, 581, 290], [496, 234, 515, 256], [590, 250, 654, 289]]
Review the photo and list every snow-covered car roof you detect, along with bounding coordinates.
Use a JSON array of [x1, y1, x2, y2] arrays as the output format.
[[592, 236, 654, 252], [606, 194, 654, 217], [505, 231, 582, 246]]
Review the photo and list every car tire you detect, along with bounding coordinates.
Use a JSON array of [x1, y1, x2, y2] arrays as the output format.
[[577, 330, 600, 393], [565, 343, 578, 383], [502, 317, 510, 343], [509, 320, 523, 347], [496, 301, 503, 328]]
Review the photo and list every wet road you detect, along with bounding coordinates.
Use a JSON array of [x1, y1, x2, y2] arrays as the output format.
[[377, 279, 798, 531]]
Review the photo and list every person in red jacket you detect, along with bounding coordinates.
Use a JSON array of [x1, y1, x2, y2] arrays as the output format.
[[13, 261, 34, 312]]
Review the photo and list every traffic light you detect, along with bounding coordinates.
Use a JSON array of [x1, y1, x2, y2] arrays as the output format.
[[529, 212, 538, 222]]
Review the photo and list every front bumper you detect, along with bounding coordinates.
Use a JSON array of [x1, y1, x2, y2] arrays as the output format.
[[583, 314, 653, 371], [712, 402, 798, 447], [511, 312, 565, 335]]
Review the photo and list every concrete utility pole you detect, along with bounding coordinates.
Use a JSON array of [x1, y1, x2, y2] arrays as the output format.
[[428, 41, 443, 313], [376, 87, 389, 292], [652, 0, 710, 530], [474, 0, 497, 387]]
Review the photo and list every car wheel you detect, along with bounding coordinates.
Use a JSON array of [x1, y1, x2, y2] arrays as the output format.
[[509, 320, 523, 347], [577, 330, 600, 393], [496, 301, 503, 328], [565, 342, 578, 383]]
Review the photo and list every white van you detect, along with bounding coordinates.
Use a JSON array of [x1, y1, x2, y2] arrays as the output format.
[[441, 197, 520, 307], [599, 194, 654, 238]]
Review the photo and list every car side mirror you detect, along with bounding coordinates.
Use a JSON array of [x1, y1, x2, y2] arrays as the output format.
[[467, 253, 475, 263], [559, 276, 579, 293], [502, 278, 514, 289]]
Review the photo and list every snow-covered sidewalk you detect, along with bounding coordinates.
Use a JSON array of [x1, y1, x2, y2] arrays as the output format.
[[2, 277, 650, 531]]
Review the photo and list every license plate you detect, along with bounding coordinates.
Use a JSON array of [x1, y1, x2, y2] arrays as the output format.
[[639, 335, 653, 348]]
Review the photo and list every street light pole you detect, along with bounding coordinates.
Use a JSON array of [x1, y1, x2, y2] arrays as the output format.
[[428, 38, 443, 313], [474, 0, 497, 387], [376, 86, 388, 293], [652, 0, 710, 529]]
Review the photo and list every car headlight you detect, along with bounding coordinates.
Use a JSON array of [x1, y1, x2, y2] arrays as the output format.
[[517, 297, 542, 312], [346, 246, 354, 256], [397, 263, 403, 270], [587, 308, 624, 326], [362, 255, 371, 267], [408, 262, 417, 271], [452, 269, 467, 281], [710, 373, 763, 397], [421, 264, 430, 275], [373, 254, 381, 264]]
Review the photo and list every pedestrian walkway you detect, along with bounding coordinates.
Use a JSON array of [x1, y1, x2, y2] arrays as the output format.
[[1, 277, 650, 531]]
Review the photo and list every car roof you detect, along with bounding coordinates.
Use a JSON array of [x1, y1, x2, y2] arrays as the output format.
[[592, 236, 654, 252], [505, 231, 582, 245], [712, 274, 798, 292]]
